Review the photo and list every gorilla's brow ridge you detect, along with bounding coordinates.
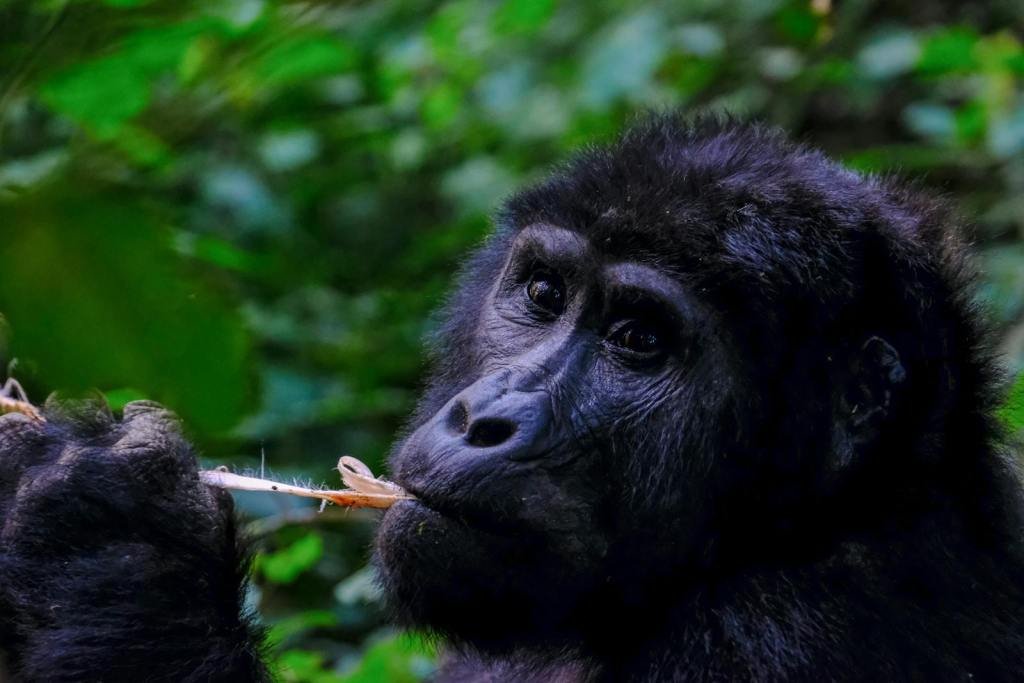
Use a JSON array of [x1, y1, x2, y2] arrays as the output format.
[[513, 224, 592, 263], [602, 261, 697, 325]]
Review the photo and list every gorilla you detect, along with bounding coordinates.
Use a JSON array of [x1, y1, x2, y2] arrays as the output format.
[[2, 116, 1023, 682]]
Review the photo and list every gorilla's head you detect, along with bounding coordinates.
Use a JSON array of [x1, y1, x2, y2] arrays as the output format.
[[373, 116, 995, 654]]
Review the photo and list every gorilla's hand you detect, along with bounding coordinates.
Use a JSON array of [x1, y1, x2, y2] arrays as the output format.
[[0, 400, 267, 682]]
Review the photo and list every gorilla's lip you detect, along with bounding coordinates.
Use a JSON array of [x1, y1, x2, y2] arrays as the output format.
[[394, 482, 529, 537], [388, 495, 475, 534], [391, 470, 459, 515], [389, 496, 438, 517], [398, 484, 455, 518]]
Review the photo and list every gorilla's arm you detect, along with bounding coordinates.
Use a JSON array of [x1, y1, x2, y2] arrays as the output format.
[[0, 401, 268, 682]]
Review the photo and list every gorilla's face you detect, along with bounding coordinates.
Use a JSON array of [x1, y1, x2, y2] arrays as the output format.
[[375, 222, 737, 650], [374, 122, 912, 653]]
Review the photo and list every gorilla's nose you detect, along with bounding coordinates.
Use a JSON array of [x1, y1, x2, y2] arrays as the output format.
[[442, 372, 552, 459], [465, 416, 516, 448]]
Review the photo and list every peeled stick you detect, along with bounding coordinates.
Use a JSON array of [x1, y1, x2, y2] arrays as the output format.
[[200, 456, 414, 509]]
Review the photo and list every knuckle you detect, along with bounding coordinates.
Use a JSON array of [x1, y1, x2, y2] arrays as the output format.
[[0, 413, 47, 459], [113, 403, 187, 458], [0, 416, 51, 495], [42, 396, 114, 436]]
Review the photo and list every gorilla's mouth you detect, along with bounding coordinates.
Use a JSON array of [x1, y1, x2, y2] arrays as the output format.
[[387, 497, 444, 524], [395, 485, 475, 525], [390, 481, 539, 540]]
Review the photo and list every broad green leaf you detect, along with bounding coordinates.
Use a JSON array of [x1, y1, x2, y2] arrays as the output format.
[[254, 36, 356, 87], [421, 83, 461, 129], [258, 533, 324, 584], [174, 232, 269, 274], [41, 56, 151, 132], [954, 101, 987, 143], [494, 0, 554, 35], [426, 2, 469, 55], [340, 633, 435, 683], [109, 125, 172, 166], [103, 387, 149, 412], [269, 610, 338, 647], [774, 5, 819, 45], [1001, 374, 1024, 434], [40, 20, 212, 133], [118, 20, 215, 74], [842, 144, 951, 173], [918, 27, 979, 74], [0, 185, 251, 432], [279, 649, 344, 683]]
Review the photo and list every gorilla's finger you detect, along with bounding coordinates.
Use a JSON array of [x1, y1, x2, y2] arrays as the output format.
[[0, 413, 48, 485], [1, 400, 209, 547], [106, 403, 198, 492], [41, 394, 114, 439]]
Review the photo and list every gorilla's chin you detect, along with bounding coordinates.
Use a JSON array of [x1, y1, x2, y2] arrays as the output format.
[[374, 499, 594, 651]]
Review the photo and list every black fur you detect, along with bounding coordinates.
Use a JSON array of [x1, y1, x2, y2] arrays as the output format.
[[0, 400, 268, 681], [376, 116, 1024, 680], [1, 116, 1022, 682]]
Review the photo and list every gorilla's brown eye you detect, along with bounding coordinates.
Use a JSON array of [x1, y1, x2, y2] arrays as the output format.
[[609, 320, 663, 356], [526, 271, 565, 315]]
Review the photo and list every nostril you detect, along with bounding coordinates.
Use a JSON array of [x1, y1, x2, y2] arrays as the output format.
[[465, 418, 516, 448], [446, 400, 470, 435]]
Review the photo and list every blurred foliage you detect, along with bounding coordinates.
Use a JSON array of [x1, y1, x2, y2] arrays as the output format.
[[1, 0, 1023, 678], [1002, 374, 1024, 434], [258, 531, 325, 584]]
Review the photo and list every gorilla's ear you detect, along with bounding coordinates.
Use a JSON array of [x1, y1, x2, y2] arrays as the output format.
[[830, 336, 906, 472]]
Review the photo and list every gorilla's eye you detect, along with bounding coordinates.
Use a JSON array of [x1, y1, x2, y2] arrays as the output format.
[[526, 270, 566, 315], [608, 320, 664, 357]]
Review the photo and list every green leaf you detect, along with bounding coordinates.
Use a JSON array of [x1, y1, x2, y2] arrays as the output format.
[[917, 27, 979, 75], [842, 144, 951, 173], [421, 83, 461, 129], [774, 5, 820, 46], [1000, 374, 1024, 434], [340, 633, 435, 683], [954, 100, 987, 144], [39, 20, 212, 133], [103, 387, 149, 412], [108, 125, 172, 166], [41, 56, 151, 133], [279, 649, 344, 683], [258, 533, 324, 584], [1007, 53, 1024, 74], [254, 36, 356, 87], [118, 20, 215, 74], [269, 610, 338, 647], [494, 0, 554, 35], [174, 232, 269, 273], [0, 185, 251, 432]]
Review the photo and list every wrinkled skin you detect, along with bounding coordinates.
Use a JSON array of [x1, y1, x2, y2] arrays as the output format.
[[2, 117, 1024, 682]]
